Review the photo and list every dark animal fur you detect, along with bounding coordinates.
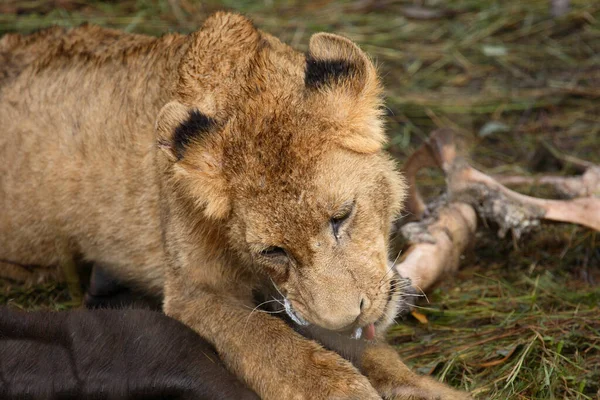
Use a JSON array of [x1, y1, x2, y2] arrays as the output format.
[[304, 55, 356, 89], [0, 307, 259, 400], [172, 110, 217, 160]]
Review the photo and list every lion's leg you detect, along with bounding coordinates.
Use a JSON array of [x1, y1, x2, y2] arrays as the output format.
[[0, 261, 58, 286], [360, 343, 471, 400], [298, 324, 470, 399], [55, 241, 83, 306], [0, 260, 36, 283], [163, 282, 381, 400]]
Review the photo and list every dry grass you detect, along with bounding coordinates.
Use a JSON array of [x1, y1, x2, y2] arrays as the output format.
[[1, 1, 598, 398]]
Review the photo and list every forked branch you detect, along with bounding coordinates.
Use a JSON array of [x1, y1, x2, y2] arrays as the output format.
[[394, 128, 600, 294]]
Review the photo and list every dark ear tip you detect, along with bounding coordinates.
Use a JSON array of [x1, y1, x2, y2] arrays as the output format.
[[172, 110, 217, 160], [304, 55, 358, 90], [155, 102, 217, 161], [305, 33, 372, 91]]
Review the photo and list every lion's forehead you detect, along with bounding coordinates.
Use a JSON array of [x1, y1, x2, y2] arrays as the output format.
[[224, 122, 329, 188], [231, 148, 361, 216], [228, 137, 379, 233], [241, 186, 326, 231]]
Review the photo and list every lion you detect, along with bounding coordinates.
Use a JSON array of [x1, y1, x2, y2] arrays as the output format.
[[0, 12, 470, 399]]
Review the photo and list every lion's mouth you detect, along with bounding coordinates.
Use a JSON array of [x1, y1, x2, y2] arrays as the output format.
[[350, 323, 376, 340], [284, 297, 379, 341], [279, 270, 408, 340], [283, 298, 309, 326], [351, 271, 410, 340], [285, 297, 377, 340]]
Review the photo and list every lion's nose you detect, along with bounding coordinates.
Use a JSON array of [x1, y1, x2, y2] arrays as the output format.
[[359, 293, 371, 312], [318, 309, 361, 330], [313, 294, 371, 330]]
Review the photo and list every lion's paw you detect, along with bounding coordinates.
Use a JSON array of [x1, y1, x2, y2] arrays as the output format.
[[307, 350, 382, 400], [385, 377, 472, 400]]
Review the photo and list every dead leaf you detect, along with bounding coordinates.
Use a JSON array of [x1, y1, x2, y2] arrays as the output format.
[[411, 310, 429, 324]]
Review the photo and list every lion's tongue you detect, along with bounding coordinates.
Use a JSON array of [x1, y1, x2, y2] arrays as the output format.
[[365, 323, 376, 340]]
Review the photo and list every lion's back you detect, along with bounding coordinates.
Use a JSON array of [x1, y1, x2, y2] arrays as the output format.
[[0, 26, 185, 288]]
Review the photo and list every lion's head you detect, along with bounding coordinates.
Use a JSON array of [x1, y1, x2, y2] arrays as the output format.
[[156, 13, 407, 338]]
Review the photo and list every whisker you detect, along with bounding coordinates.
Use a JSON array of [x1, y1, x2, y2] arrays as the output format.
[[271, 296, 285, 307], [375, 249, 405, 288], [391, 249, 403, 268], [376, 261, 397, 287], [407, 303, 434, 311], [378, 274, 411, 292], [243, 298, 285, 334], [270, 277, 286, 300], [255, 309, 285, 315], [411, 283, 430, 305], [243, 299, 283, 312], [399, 293, 427, 298]]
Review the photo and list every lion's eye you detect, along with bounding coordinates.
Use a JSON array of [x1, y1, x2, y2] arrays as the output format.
[[330, 206, 353, 240], [260, 246, 288, 259]]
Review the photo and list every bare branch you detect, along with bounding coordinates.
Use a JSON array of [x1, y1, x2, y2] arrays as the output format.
[[401, 138, 439, 220], [395, 129, 476, 291], [394, 128, 599, 295], [396, 202, 477, 292], [425, 128, 600, 234], [495, 166, 600, 199]]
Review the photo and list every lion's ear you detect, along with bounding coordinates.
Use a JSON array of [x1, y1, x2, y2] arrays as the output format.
[[177, 12, 261, 117], [306, 33, 385, 154], [156, 101, 230, 220]]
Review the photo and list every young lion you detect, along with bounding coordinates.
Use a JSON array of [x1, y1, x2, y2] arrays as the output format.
[[0, 13, 470, 399]]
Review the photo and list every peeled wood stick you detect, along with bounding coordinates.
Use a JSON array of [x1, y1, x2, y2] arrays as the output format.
[[450, 164, 600, 234], [394, 130, 477, 292], [494, 166, 600, 199], [394, 128, 599, 294], [401, 135, 439, 221], [395, 203, 477, 292], [425, 129, 600, 234]]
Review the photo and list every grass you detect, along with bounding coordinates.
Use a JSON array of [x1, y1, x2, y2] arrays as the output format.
[[394, 226, 600, 399], [1, 0, 599, 398]]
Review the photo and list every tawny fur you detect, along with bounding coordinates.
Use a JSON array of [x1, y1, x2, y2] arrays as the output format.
[[0, 13, 470, 400]]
